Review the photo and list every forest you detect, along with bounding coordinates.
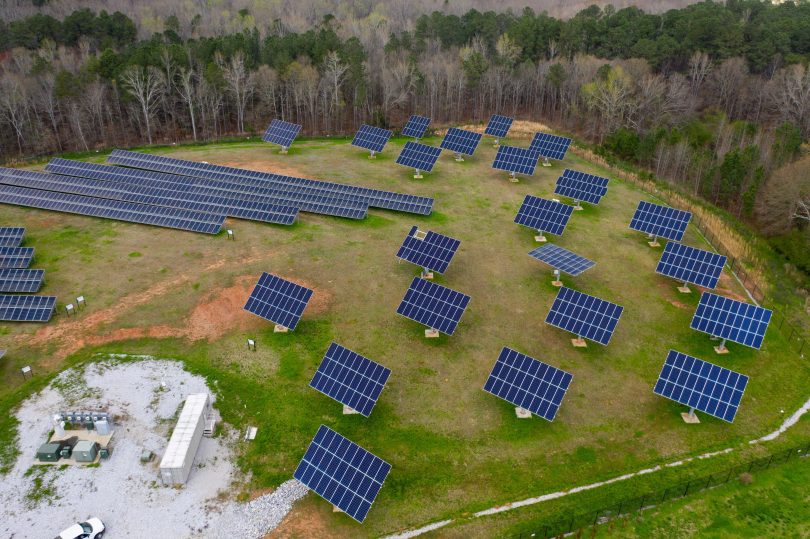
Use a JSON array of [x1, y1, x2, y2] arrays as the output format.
[[0, 1, 808, 269]]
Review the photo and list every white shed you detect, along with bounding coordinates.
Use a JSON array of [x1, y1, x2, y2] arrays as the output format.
[[159, 393, 209, 486]]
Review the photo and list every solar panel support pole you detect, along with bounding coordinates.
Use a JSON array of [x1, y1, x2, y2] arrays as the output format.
[[573, 200, 583, 211], [515, 407, 532, 419], [509, 171, 519, 183], [274, 324, 290, 333], [677, 282, 691, 294], [552, 270, 562, 287], [420, 267, 434, 280], [681, 407, 701, 424], [280, 146, 288, 154], [342, 405, 361, 415], [413, 169, 423, 179], [714, 339, 729, 355], [542, 157, 552, 167], [647, 234, 660, 248], [454, 152, 464, 162], [572, 336, 587, 348], [425, 328, 440, 338], [535, 231, 547, 243], [493, 138, 500, 147], [368, 150, 376, 159]]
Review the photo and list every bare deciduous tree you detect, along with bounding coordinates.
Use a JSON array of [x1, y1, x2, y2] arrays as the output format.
[[120, 66, 165, 144], [220, 51, 255, 133]]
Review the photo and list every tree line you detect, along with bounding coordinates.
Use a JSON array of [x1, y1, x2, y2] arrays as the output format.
[[0, 2, 809, 246]]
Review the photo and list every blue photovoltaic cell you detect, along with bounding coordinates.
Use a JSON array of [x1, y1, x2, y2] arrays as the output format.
[[0, 246, 33, 269], [484, 115, 513, 138], [555, 169, 609, 205], [396, 226, 460, 274], [395, 142, 442, 173], [243, 272, 313, 330], [0, 227, 24, 247], [351, 124, 393, 153], [545, 287, 624, 345], [440, 128, 483, 156], [309, 342, 391, 417], [0, 294, 56, 322], [528, 244, 595, 276], [492, 146, 540, 176], [0, 268, 44, 293], [262, 119, 302, 148], [294, 425, 391, 523], [529, 132, 572, 161], [690, 292, 772, 349], [629, 201, 692, 242], [402, 115, 431, 139], [654, 349, 749, 423], [483, 347, 573, 421], [514, 195, 574, 236], [396, 276, 470, 336], [656, 243, 726, 289]]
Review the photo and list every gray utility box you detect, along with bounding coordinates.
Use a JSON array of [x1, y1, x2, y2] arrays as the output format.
[[37, 443, 61, 462], [73, 440, 99, 462]]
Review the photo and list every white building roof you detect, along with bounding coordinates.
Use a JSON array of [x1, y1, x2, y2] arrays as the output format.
[[159, 393, 208, 469]]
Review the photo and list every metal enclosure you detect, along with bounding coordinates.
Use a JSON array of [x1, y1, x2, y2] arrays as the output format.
[[159, 393, 209, 486]]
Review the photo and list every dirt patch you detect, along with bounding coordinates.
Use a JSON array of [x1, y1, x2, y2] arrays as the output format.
[[267, 504, 337, 539], [669, 300, 689, 310], [184, 274, 264, 341], [456, 120, 552, 141], [219, 159, 307, 180], [714, 272, 751, 302]]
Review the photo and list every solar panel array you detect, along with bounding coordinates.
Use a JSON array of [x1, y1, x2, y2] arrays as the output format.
[[402, 115, 431, 139], [654, 350, 749, 423], [440, 128, 483, 156], [629, 201, 692, 242], [528, 244, 595, 276], [0, 227, 24, 247], [107, 150, 433, 216], [294, 425, 391, 523], [484, 115, 513, 138], [262, 119, 302, 148], [656, 243, 727, 289], [0, 246, 34, 269], [690, 292, 772, 349], [395, 141, 442, 172], [0, 268, 44, 293], [545, 287, 624, 345], [310, 342, 391, 417], [0, 294, 56, 322], [351, 124, 393, 153], [396, 226, 461, 274], [484, 347, 573, 421], [397, 276, 471, 335], [555, 169, 609, 205], [529, 132, 572, 161], [492, 146, 540, 176], [514, 195, 574, 236], [243, 272, 313, 330]]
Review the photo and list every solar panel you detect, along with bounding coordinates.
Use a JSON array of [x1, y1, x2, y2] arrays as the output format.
[[0, 227, 24, 247], [0, 268, 44, 293], [243, 272, 313, 330], [294, 425, 391, 523], [351, 124, 393, 154], [629, 201, 692, 242], [262, 119, 302, 149], [396, 276, 470, 336], [545, 287, 624, 346], [484, 115, 513, 138], [529, 132, 572, 161], [514, 195, 574, 237], [554, 169, 609, 206], [483, 347, 573, 421], [690, 292, 772, 349], [654, 349, 749, 423], [396, 226, 460, 274], [0, 184, 224, 234], [309, 342, 391, 417], [528, 244, 595, 276], [402, 115, 431, 139], [0, 294, 56, 322], [395, 142, 442, 174], [0, 246, 34, 269], [656, 243, 726, 289], [492, 146, 540, 177], [440, 128, 483, 157]]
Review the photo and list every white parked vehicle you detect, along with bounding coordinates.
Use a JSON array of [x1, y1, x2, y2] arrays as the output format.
[[54, 517, 105, 539]]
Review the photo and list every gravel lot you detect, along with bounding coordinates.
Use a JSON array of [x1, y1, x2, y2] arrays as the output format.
[[0, 357, 307, 538]]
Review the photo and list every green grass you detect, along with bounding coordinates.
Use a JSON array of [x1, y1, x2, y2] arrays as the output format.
[[1, 136, 808, 537]]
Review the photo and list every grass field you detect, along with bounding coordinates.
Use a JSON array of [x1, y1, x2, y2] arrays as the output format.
[[1, 133, 808, 537]]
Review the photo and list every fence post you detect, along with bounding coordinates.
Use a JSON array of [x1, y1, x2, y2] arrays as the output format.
[[683, 481, 690, 496]]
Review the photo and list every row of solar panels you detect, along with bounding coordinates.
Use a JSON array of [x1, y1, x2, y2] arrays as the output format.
[[0, 227, 54, 321]]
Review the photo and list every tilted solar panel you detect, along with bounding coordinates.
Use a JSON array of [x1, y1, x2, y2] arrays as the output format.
[[654, 349, 749, 423], [402, 115, 431, 139], [351, 124, 393, 153], [0, 246, 34, 269], [0, 294, 56, 322], [492, 146, 540, 176], [484, 115, 513, 138], [440, 128, 483, 156], [0, 227, 24, 247], [690, 292, 772, 349], [243, 272, 313, 330], [395, 141, 442, 173], [262, 119, 302, 148], [528, 244, 595, 276], [0, 268, 44, 293], [656, 243, 726, 289], [545, 287, 624, 345], [396, 276, 471, 336], [529, 132, 572, 161], [514, 195, 574, 236], [555, 169, 609, 205], [294, 425, 391, 523], [484, 347, 573, 421], [310, 342, 391, 417], [396, 226, 460, 274], [629, 201, 692, 242]]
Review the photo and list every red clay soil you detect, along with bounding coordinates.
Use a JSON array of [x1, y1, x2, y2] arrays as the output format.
[[220, 160, 306, 179], [267, 505, 338, 539]]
